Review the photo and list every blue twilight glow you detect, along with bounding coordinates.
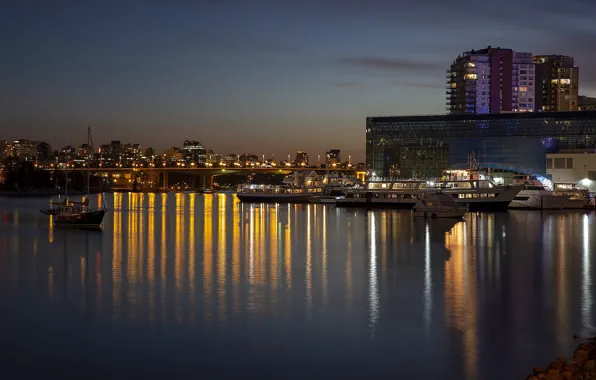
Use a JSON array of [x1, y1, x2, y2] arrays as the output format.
[[2, 0, 596, 160]]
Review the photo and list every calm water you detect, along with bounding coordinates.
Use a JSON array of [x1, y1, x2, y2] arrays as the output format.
[[0, 193, 594, 379]]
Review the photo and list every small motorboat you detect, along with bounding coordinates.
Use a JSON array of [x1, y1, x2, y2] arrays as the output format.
[[412, 191, 467, 219]]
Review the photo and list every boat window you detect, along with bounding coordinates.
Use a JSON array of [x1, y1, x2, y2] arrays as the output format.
[[515, 196, 530, 201], [525, 186, 544, 191], [391, 183, 417, 189], [368, 183, 389, 189]]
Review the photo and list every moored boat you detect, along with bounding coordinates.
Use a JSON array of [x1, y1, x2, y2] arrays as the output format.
[[508, 175, 570, 210], [412, 191, 467, 219], [42, 126, 107, 228], [54, 205, 106, 228], [337, 172, 522, 211]]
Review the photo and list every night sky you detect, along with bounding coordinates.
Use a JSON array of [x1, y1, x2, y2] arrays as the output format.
[[2, 0, 596, 161]]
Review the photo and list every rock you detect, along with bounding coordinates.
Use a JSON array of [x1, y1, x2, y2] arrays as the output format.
[[573, 349, 589, 362], [582, 360, 596, 371], [560, 370, 574, 380], [564, 363, 578, 373]]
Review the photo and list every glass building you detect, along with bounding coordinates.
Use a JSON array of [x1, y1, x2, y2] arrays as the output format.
[[366, 111, 596, 178]]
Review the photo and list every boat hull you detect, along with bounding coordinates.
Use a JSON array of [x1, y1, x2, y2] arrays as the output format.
[[236, 194, 311, 203], [54, 210, 106, 228], [508, 194, 569, 210]]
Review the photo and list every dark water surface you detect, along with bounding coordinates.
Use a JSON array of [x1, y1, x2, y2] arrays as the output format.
[[0, 193, 594, 379]]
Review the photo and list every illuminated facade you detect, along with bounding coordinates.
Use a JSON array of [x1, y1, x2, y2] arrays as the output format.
[[447, 47, 535, 114], [366, 111, 596, 178], [182, 140, 207, 164], [325, 149, 341, 166], [295, 151, 308, 166], [534, 55, 579, 112]]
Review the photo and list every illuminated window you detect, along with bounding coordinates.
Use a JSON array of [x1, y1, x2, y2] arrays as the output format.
[[519, 86, 528, 92], [451, 83, 456, 88], [464, 73, 477, 80], [560, 79, 571, 85]]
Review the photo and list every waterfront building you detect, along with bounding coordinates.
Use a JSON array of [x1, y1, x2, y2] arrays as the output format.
[[295, 151, 308, 166], [579, 95, 596, 111], [447, 46, 535, 114], [325, 149, 341, 167], [366, 111, 596, 179], [534, 55, 579, 112], [546, 153, 596, 191]]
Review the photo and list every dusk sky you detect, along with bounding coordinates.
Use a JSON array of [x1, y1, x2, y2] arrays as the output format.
[[2, 0, 596, 161]]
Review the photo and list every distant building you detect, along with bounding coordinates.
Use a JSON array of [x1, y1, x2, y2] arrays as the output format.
[[12, 139, 38, 160], [534, 55, 579, 112], [109, 141, 121, 156], [295, 151, 309, 166], [325, 149, 341, 166], [60, 145, 76, 160], [224, 154, 238, 166], [164, 147, 183, 161], [77, 143, 93, 159], [144, 147, 155, 158], [182, 140, 207, 164], [0, 140, 7, 158], [447, 46, 535, 114], [205, 150, 220, 164], [37, 142, 53, 162], [579, 95, 596, 111], [239, 153, 258, 165]]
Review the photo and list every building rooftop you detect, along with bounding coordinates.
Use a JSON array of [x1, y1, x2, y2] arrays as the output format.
[[367, 110, 596, 123]]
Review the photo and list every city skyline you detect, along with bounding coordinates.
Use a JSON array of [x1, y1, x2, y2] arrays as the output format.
[[3, 0, 596, 158]]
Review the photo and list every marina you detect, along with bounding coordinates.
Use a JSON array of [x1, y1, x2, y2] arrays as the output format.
[[234, 168, 595, 211]]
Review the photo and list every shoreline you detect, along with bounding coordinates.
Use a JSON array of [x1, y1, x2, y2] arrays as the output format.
[[528, 336, 596, 379]]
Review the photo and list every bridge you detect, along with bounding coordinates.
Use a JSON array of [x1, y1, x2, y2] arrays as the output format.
[[47, 167, 366, 191]]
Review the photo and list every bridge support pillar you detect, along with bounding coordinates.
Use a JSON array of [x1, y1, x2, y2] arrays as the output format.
[[160, 172, 169, 190]]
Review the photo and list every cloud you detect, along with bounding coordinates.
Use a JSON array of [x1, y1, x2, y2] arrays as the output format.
[[335, 57, 442, 73]]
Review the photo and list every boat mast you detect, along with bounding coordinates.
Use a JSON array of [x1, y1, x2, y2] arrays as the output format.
[[87, 125, 92, 196]]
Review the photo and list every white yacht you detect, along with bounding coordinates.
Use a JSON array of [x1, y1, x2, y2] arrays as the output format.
[[412, 191, 467, 219], [508, 175, 570, 210], [338, 170, 523, 211]]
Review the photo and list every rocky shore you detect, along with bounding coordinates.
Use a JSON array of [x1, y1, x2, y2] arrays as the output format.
[[528, 336, 596, 379]]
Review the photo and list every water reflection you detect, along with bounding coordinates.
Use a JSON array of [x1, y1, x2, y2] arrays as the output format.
[[0, 194, 595, 380]]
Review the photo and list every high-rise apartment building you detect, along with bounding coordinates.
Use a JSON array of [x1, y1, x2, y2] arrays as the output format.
[[534, 55, 579, 112], [447, 46, 535, 114], [325, 149, 341, 166], [295, 151, 308, 166]]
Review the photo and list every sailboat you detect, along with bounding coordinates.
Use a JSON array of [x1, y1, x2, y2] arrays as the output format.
[[43, 126, 107, 228]]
